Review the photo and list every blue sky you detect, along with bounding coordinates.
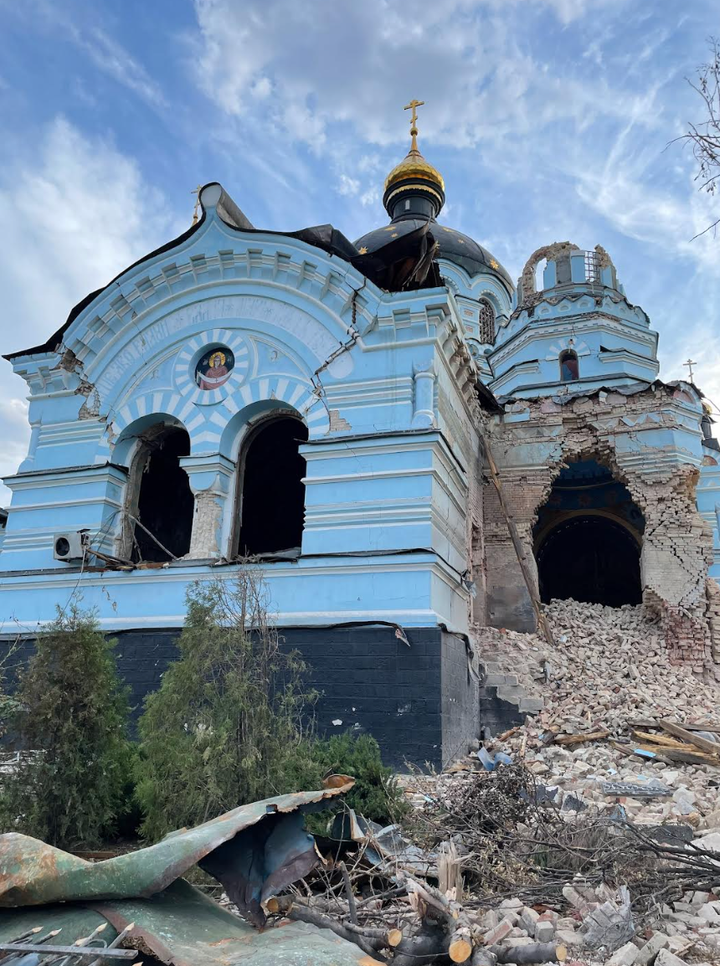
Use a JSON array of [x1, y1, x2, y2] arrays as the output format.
[[1, 0, 719, 499]]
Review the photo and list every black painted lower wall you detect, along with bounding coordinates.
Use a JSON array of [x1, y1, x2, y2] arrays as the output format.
[[1, 625, 480, 771]]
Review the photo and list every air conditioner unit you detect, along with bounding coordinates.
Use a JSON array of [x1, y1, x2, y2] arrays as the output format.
[[53, 531, 87, 562]]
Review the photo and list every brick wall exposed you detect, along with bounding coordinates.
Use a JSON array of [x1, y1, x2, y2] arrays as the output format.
[[479, 387, 717, 673]]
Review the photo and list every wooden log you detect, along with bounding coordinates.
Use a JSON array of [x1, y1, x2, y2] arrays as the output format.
[[449, 934, 473, 962], [438, 841, 463, 899], [392, 927, 450, 966], [658, 719, 720, 756], [636, 746, 718, 766], [471, 949, 497, 966], [489, 941, 567, 964], [631, 731, 689, 748], [282, 904, 384, 958]]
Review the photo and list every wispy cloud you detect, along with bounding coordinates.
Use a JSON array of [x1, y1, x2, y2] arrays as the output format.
[[0, 117, 180, 499], [79, 27, 167, 109], [1, 0, 166, 109]]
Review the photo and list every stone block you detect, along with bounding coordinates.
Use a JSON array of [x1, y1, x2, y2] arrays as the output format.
[[698, 904, 720, 923], [535, 921, 555, 943], [655, 950, 688, 966], [635, 932, 669, 966], [607, 942, 640, 966], [484, 917, 515, 945], [520, 907, 540, 934]]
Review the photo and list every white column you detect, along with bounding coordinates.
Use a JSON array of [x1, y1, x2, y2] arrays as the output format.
[[179, 454, 236, 559]]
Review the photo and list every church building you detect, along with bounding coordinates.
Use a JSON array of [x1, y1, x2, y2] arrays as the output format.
[[1, 104, 719, 768]]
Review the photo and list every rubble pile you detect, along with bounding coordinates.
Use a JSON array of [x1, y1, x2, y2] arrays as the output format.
[[473, 599, 720, 829], [380, 598, 720, 964], [480, 599, 720, 728]]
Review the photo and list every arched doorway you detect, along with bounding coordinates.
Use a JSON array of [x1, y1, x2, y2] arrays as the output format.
[[237, 416, 308, 556], [534, 459, 644, 606], [131, 427, 193, 562]]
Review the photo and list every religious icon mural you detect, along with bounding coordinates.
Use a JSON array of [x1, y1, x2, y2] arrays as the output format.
[[195, 347, 235, 390]]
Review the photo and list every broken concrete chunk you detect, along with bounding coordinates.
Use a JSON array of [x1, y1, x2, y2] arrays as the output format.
[[635, 932, 669, 966], [535, 921, 555, 943], [607, 941, 640, 966], [485, 917, 516, 945], [582, 887, 635, 952], [520, 907, 540, 934], [655, 950, 689, 966], [694, 831, 720, 853]]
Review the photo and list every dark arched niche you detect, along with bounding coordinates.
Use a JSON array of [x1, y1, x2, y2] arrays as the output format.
[[534, 459, 644, 607], [237, 416, 308, 556], [131, 426, 193, 562]]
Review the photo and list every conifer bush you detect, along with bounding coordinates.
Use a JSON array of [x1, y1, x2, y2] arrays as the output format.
[[135, 572, 321, 841], [307, 731, 408, 825], [135, 571, 407, 840], [0, 604, 131, 848]]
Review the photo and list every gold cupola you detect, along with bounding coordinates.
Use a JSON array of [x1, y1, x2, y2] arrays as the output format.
[[383, 99, 445, 218]]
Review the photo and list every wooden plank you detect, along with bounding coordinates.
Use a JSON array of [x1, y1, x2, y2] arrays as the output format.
[[631, 731, 691, 749], [610, 741, 674, 765], [634, 746, 718, 767], [630, 718, 720, 735], [0, 943, 137, 958], [658, 720, 720, 757]]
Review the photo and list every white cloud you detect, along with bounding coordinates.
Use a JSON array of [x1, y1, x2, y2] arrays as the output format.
[[337, 174, 360, 196], [190, 0, 638, 151], [0, 118, 179, 502]]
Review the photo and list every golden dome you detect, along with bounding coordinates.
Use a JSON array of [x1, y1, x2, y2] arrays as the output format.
[[384, 146, 445, 194]]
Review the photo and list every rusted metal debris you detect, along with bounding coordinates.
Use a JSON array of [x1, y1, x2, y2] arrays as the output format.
[[0, 781, 352, 926], [0, 780, 374, 966]]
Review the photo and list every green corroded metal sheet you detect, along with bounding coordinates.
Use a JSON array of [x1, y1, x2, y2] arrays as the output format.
[[97, 879, 375, 966], [0, 782, 352, 927], [0, 881, 373, 966], [0, 904, 114, 946]]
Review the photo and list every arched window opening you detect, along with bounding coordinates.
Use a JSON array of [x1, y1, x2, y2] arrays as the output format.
[[559, 349, 579, 382], [534, 459, 644, 607], [478, 299, 495, 344], [130, 427, 193, 563], [237, 416, 308, 557]]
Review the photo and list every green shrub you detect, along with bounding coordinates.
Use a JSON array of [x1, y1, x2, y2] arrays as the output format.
[[134, 572, 320, 841], [307, 731, 408, 824], [135, 572, 407, 839], [0, 604, 132, 848]]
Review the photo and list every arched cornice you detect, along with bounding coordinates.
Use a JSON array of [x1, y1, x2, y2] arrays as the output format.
[[56, 216, 382, 372]]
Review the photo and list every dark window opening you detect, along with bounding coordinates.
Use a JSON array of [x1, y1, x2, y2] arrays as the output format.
[[559, 349, 579, 382], [132, 427, 193, 563], [237, 417, 308, 556], [478, 299, 495, 344], [534, 459, 643, 607], [536, 516, 641, 607]]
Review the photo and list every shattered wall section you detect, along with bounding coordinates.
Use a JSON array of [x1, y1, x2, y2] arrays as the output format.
[[480, 386, 717, 674]]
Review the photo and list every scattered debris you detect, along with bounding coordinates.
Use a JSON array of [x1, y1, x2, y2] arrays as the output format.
[[3, 597, 720, 965]]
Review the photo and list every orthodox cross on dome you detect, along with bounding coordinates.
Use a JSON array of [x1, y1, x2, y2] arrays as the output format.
[[404, 98, 424, 151], [191, 184, 203, 225], [684, 358, 697, 382]]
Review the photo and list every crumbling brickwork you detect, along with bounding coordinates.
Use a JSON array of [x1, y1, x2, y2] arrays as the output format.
[[479, 385, 717, 673]]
